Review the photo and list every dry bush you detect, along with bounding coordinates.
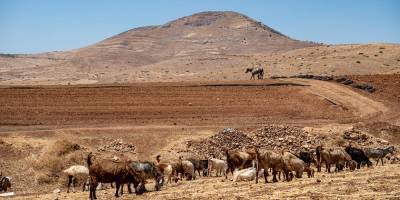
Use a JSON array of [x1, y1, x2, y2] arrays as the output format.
[[35, 172, 56, 184], [48, 140, 82, 156], [31, 140, 88, 184]]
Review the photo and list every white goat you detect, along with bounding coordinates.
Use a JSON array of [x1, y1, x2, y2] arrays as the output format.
[[62, 165, 89, 193], [208, 158, 227, 177], [233, 167, 260, 182], [163, 164, 173, 185]]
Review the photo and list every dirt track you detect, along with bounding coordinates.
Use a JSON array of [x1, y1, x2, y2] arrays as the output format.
[[288, 78, 388, 118]]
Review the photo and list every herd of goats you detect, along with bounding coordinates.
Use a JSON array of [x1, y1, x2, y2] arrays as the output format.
[[1, 143, 395, 199]]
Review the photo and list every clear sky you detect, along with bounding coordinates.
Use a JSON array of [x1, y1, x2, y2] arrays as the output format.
[[0, 0, 399, 54]]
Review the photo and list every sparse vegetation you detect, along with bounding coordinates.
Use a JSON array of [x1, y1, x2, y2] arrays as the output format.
[[0, 53, 17, 58]]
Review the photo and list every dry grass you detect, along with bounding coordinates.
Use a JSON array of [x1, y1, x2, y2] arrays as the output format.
[[30, 140, 88, 185]]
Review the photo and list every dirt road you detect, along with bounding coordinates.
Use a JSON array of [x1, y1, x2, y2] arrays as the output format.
[[288, 78, 389, 118]]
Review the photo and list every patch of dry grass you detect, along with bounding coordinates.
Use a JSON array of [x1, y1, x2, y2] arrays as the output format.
[[30, 140, 88, 184]]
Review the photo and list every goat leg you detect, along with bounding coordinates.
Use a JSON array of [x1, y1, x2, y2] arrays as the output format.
[[67, 176, 72, 193], [72, 177, 76, 192], [115, 182, 120, 197], [272, 170, 278, 182], [264, 169, 268, 183], [255, 169, 259, 184], [82, 180, 86, 192], [120, 183, 124, 195], [128, 182, 133, 194], [90, 180, 98, 200]]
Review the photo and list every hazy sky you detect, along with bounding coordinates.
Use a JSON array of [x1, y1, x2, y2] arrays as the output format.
[[0, 0, 399, 54]]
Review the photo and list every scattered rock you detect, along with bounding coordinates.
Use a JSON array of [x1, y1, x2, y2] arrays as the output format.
[[97, 139, 136, 153], [378, 139, 389, 145], [186, 125, 322, 158], [335, 77, 347, 83], [351, 83, 376, 93], [53, 188, 61, 194], [341, 79, 354, 85]]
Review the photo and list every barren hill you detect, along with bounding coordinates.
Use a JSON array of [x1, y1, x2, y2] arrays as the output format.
[[68, 11, 316, 67], [0, 11, 317, 85], [1, 11, 399, 85]]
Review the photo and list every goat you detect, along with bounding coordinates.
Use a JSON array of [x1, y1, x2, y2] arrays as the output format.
[[254, 148, 289, 183], [304, 166, 314, 178], [282, 152, 305, 178], [364, 146, 395, 166], [316, 146, 352, 173], [188, 158, 209, 176], [87, 153, 142, 199], [62, 165, 89, 193], [129, 161, 164, 191], [297, 151, 317, 167], [155, 155, 181, 184], [171, 158, 196, 181], [225, 149, 256, 179], [233, 167, 257, 182], [156, 163, 173, 185], [348, 160, 357, 171], [345, 145, 372, 169], [208, 158, 227, 177], [0, 173, 11, 192]]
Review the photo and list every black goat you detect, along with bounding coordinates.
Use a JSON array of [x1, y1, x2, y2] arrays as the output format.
[[188, 158, 209, 176], [345, 146, 372, 169], [364, 146, 395, 166]]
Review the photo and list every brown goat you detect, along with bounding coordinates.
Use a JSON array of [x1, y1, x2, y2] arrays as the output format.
[[254, 148, 289, 183], [316, 146, 351, 173], [282, 152, 305, 178], [225, 149, 256, 179], [157, 163, 174, 184], [171, 158, 196, 181], [348, 160, 357, 171], [155, 155, 181, 184], [87, 153, 142, 199], [304, 166, 315, 178]]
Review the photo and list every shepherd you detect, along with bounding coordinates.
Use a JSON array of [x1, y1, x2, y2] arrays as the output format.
[[245, 66, 264, 80]]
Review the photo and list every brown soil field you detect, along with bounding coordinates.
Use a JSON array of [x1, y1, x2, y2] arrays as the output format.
[[0, 79, 356, 131]]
